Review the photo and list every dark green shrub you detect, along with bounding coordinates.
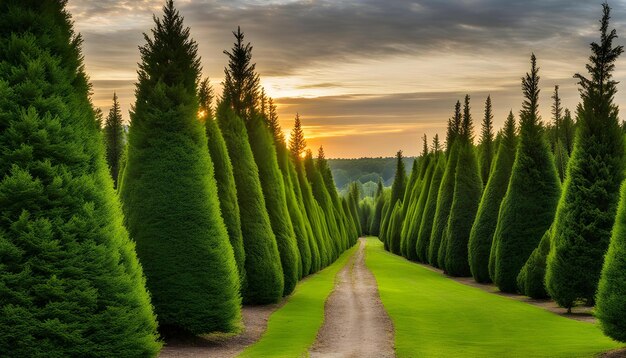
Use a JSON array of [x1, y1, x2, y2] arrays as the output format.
[[430, 144, 459, 268], [0, 0, 160, 354]]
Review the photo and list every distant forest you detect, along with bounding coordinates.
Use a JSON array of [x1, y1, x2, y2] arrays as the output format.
[[329, 157, 415, 197]]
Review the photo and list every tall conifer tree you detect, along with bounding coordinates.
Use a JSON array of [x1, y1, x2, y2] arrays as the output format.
[[547, 4, 625, 309], [444, 95, 483, 276], [0, 1, 160, 354], [479, 95, 495, 186], [119, 1, 241, 333], [222, 26, 260, 121], [492, 54, 561, 293], [103, 92, 125, 187]]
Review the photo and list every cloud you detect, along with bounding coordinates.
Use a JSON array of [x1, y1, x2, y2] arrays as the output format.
[[67, 0, 626, 157]]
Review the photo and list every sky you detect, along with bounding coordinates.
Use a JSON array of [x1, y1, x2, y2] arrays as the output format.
[[68, 0, 626, 158]]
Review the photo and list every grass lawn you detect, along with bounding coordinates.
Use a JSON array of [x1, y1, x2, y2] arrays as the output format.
[[239, 244, 358, 358], [365, 237, 623, 358]]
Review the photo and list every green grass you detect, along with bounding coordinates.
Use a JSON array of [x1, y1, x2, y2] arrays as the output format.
[[365, 237, 623, 358], [239, 244, 358, 358]]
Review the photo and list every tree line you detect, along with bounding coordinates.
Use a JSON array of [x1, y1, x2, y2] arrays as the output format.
[[0, 0, 360, 356], [358, 3, 626, 344]]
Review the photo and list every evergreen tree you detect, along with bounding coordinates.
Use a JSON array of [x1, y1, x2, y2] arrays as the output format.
[[444, 95, 483, 276], [470, 111, 517, 283], [405, 153, 436, 261], [119, 2, 241, 334], [400, 154, 430, 258], [561, 108, 576, 155], [517, 226, 551, 298], [103, 92, 125, 187], [429, 103, 461, 266], [200, 79, 246, 289], [289, 113, 307, 159], [597, 181, 626, 342], [247, 113, 301, 295], [274, 122, 313, 276], [547, 4, 625, 309], [318, 146, 353, 249], [217, 103, 284, 303], [388, 201, 404, 255], [222, 26, 260, 121], [432, 134, 442, 154], [382, 151, 407, 249], [370, 180, 386, 236], [551, 85, 569, 182], [0, 0, 160, 354], [416, 156, 445, 262], [267, 97, 285, 145], [479, 95, 495, 186], [492, 54, 561, 293]]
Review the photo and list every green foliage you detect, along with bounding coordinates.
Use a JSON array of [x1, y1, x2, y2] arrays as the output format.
[[276, 142, 312, 277], [546, 4, 625, 308], [381, 151, 407, 249], [217, 103, 284, 304], [103, 92, 125, 187], [204, 116, 247, 287], [296, 158, 331, 268], [246, 113, 300, 296], [119, 2, 241, 334], [0, 1, 160, 355], [289, 114, 307, 159], [479, 95, 495, 186], [597, 180, 626, 342], [429, 143, 459, 267], [444, 141, 482, 276], [403, 155, 436, 261], [470, 112, 517, 283], [416, 157, 445, 263], [388, 202, 404, 255], [223, 26, 260, 121], [492, 54, 561, 293], [369, 182, 386, 236], [201, 78, 246, 288], [517, 227, 551, 299], [328, 157, 414, 189]]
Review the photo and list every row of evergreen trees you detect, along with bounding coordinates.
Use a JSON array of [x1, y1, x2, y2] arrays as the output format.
[[359, 3, 626, 344], [0, 0, 359, 355]]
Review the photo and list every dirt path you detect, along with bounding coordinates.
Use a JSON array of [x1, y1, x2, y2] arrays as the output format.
[[309, 238, 395, 358], [418, 263, 596, 323], [158, 302, 282, 358]]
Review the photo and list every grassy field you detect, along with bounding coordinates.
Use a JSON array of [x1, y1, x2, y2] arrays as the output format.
[[365, 237, 622, 358], [239, 244, 358, 358]]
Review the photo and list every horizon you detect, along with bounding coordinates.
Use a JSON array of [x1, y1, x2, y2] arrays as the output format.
[[69, 0, 626, 158]]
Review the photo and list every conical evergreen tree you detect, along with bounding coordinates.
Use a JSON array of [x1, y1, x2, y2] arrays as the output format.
[[318, 146, 352, 249], [429, 102, 461, 266], [561, 108, 576, 155], [400, 153, 431, 258], [274, 130, 313, 277], [444, 95, 483, 276], [0, 0, 160, 354], [550, 85, 570, 182], [470, 111, 517, 283], [370, 179, 386, 236], [492, 54, 561, 293], [119, 2, 241, 334], [547, 4, 625, 309], [479, 95, 495, 186], [247, 113, 301, 295], [383, 151, 407, 252], [517, 226, 551, 298], [404, 153, 436, 261], [416, 156, 445, 262], [217, 102, 284, 303], [597, 181, 626, 342], [290, 113, 307, 159], [103, 92, 125, 187], [222, 26, 260, 121], [199, 79, 246, 289]]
